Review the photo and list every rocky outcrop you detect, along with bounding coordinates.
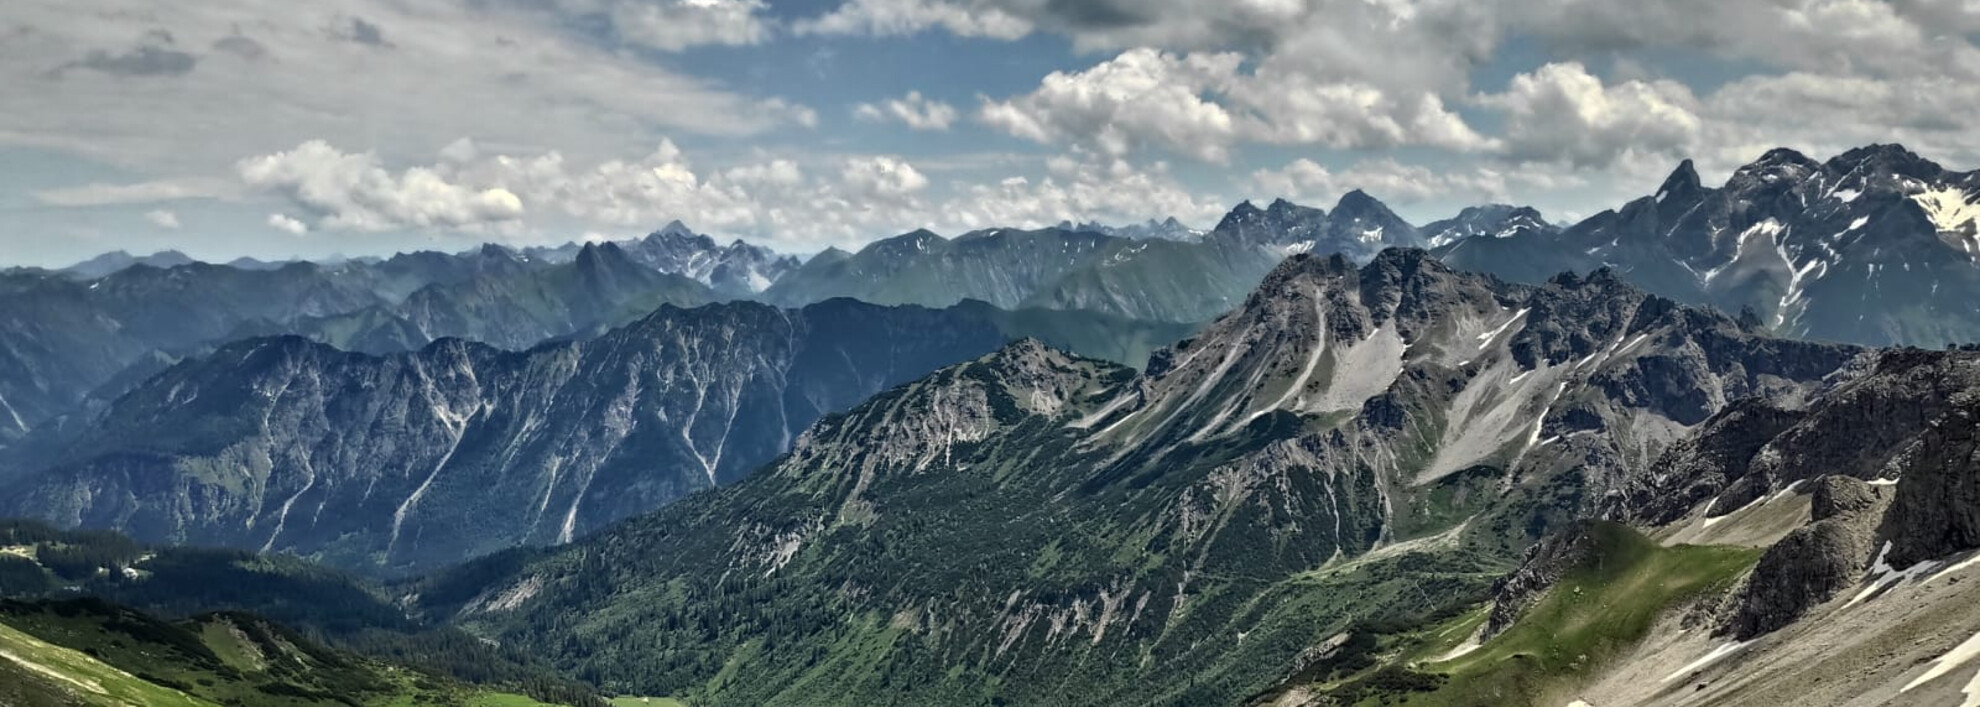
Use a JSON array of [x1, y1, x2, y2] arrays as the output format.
[[1485, 520, 1601, 638], [1883, 395, 1980, 568], [1728, 476, 1890, 639], [1611, 399, 1806, 526]]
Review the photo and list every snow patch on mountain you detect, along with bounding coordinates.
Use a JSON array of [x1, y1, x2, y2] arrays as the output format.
[[1914, 187, 1980, 253]]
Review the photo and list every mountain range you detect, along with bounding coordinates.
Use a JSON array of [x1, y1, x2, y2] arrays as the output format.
[[8, 142, 1980, 706], [761, 190, 1432, 324], [1442, 144, 1980, 347], [0, 297, 1198, 575], [405, 251, 1865, 705]]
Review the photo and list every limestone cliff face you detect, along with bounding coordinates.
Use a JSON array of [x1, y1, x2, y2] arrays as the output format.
[[1882, 388, 1980, 568]]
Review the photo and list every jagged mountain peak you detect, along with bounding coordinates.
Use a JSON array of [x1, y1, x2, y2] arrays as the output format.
[[1828, 142, 1935, 172], [1269, 196, 1316, 213], [653, 219, 696, 237], [1215, 198, 1323, 234], [1658, 158, 1705, 201], [571, 240, 650, 281], [1422, 203, 1556, 247], [643, 221, 716, 248], [473, 243, 520, 262], [572, 239, 618, 263], [1331, 188, 1386, 214], [1735, 147, 1823, 183]]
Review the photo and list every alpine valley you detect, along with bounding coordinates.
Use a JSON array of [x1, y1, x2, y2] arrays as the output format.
[[7, 144, 1980, 707]]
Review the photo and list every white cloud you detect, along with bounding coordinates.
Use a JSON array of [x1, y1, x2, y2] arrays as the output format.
[[1692, 71, 1980, 173], [144, 209, 181, 229], [267, 213, 308, 235], [840, 156, 930, 197], [1227, 78, 1491, 153], [795, 0, 1032, 39], [232, 137, 1229, 252], [979, 48, 1487, 163], [980, 49, 1241, 162], [943, 152, 1224, 231], [854, 92, 960, 131], [434, 140, 935, 250], [1480, 62, 1703, 169], [238, 140, 525, 232]]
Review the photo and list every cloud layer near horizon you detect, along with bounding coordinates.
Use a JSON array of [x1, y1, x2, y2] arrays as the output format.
[[7, 0, 1980, 264]]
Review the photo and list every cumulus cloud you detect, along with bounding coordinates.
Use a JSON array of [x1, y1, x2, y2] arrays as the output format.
[[980, 50, 1241, 161], [817, 0, 1980, 177], [979, 48, 1486, 163], [144, 210, 181, 229], [267, 213, 308, 235], [238, 140, 525, 232], [943, 152, 1224, 231], [1480, 62, 1702, 169], [228, 137, 1233, 252], [840, 156, 930, 197], [854, 92, 960, 131]]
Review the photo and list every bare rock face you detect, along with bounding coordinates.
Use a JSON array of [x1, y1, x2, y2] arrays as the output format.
[[1611, 399, 1806, 526], [1884, 397, 1980, 568], [1485, 520, 1600, 638], [1728, 476, 1889, 639], [1611, 350, 1980, 528]]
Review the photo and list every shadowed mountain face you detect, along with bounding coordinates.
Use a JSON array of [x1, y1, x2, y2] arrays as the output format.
[[408, 249, 1857, 705], [1, 299, 1019, 575], [1439, 144, 1980, 347], [0, 242, 716, 451]]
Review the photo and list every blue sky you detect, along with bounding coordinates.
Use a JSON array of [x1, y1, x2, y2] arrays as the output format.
[[5, 0, 1980, 267]]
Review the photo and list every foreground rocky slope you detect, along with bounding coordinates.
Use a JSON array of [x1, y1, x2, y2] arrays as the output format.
[[411, 250, 1855, 705], [1258, 347, 1980, 705]]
